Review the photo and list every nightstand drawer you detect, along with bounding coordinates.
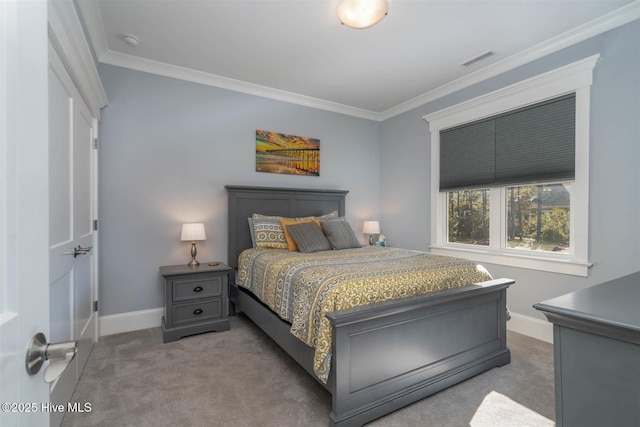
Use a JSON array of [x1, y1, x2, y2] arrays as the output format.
[[173, 276, 223, 302], [174, 298, 222, 325]]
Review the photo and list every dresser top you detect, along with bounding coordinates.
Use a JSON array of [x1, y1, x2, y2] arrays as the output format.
[[159, 262, 231, 276], [534, 271, 640, 333]]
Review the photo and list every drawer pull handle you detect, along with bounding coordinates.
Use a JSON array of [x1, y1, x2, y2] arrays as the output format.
[[193, 286, 203, 293], [193, 309, 203, 315]]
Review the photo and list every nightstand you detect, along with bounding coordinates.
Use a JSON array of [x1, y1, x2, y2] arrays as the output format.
[[160, 262, 232, 343]]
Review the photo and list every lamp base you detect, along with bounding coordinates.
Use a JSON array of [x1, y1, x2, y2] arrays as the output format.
[[187, 242, 199, 267]]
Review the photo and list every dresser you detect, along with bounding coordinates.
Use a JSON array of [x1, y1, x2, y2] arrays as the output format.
[[160, 263, 232, 343], [534, 272, 640, 427]]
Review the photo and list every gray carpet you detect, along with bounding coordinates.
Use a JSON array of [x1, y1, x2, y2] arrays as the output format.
[[62, 314, 555, 426]]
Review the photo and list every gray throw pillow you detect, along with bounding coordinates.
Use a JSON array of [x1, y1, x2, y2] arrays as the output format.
[[287, 222, 332, 253], [321, 220, 361, 250]]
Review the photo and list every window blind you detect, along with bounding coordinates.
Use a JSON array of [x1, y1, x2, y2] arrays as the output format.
[[440, 93, 575, 191]]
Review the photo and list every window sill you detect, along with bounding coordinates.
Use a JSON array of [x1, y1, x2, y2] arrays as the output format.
[[430, 245, 591, 277]]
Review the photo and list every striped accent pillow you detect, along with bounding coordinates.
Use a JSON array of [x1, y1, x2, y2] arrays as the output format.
[[321, 220, 361, 250], [286, 222, 332, 253], [281, 218, 322, 251]]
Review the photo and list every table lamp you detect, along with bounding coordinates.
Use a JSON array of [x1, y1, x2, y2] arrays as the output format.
[[181, 223, 206, 267], [363, 221, 380, 245]]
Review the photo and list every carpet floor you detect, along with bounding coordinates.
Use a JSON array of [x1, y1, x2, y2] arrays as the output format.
[[62, 314, 555, 426]]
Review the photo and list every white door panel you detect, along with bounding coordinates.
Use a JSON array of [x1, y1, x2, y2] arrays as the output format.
[[1, 3, 101, 426], [74, 252, 94, 373], [49, 272, 73, 345], [48, 41, 98, 427], [48, 44, 75, 292], [48, 54, 73, 249], [0, 2, 50, 426], [75, 99, 93, 240], [72, 62, 97, 383], [48, 271, 77, 427], [75, 260, 92, 332]]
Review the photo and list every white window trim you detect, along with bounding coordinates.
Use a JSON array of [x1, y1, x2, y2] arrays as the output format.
[[424, 55, 599, 277]]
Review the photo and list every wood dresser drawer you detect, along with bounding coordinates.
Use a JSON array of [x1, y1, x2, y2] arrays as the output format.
[[174, 298, 222, 325], [173, 276, 222, 302]]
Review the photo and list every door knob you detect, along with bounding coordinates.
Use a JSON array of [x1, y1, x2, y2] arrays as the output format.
[[25, 333, 78, 383], [63, 246, 93, 258], [73, 246, 92, 257]]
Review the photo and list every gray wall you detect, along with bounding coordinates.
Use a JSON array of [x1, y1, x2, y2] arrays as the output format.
[[99, 21, 639, 320], [380, 21, 640, 319], [98, 65, 381, 316]]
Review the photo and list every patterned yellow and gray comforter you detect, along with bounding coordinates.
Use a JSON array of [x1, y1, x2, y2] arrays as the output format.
[[236, 246, 493, 383]]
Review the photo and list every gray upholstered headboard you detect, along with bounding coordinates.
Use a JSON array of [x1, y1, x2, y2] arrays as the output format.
[[225, 185, 348, 269]]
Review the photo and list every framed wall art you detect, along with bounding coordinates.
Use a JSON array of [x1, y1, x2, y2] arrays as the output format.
[[256, 130, 320, 176]]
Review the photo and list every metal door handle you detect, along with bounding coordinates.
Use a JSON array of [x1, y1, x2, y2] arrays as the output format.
[[64, 246, 93, 258], [73, 246, 92, 257], [26, 333, 78, 383]]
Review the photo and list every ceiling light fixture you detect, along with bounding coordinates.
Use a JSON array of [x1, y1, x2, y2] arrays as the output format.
[[337, 0, 389, 29], [122, 34, 139, 48]]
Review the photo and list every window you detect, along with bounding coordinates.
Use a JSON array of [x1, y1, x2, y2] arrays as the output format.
[[447, 189, 490, 246], [506, 183, 570, 254], [445, 183, 571, 252], [424, 56, 598, 276]]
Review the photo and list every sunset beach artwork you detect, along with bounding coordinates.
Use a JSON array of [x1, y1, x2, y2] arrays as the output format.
[[256, 130, 320, 176]]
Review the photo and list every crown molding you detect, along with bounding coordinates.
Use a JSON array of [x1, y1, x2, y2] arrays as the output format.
[[75, 0, 109, 61], [380, 1, 639, 120], [98, 50, 382, 121], [78, 0, 639, 122], [48, 0, 108, 118], [76, 0, 379, 121], [423, 54, 600, 131]]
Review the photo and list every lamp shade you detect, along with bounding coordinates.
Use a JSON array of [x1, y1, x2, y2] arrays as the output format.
[[181, 223, 206, 241], [363, 221, 380, 234], [336, 0, 389, 29]]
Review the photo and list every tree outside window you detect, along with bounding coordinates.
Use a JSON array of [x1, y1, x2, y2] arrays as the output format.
[[447, 189, 490, 246], [507, 183, 570, 253]]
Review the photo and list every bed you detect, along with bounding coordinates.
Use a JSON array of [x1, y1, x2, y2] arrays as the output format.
[[226, 185, 514, 427]]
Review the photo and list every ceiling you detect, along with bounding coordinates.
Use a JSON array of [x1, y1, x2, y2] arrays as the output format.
[[78, 0, 639, 120]]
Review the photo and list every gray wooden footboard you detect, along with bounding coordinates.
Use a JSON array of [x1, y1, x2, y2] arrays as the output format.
[[326, 278, 513, 427], [231, 277, 513, 427]]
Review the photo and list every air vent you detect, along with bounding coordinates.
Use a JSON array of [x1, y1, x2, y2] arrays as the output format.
[[459, 51, 495, 67]]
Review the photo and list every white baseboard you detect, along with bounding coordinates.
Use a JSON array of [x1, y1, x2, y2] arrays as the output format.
[[99, 307, 554, 344], [99, 307, 163, 337], [507, 312, 553, 343]]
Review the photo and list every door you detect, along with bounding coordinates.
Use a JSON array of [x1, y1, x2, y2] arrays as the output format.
[[0, 2, 99, 425], [0, 1, 51, 426], [48, 41, 98, 426]]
